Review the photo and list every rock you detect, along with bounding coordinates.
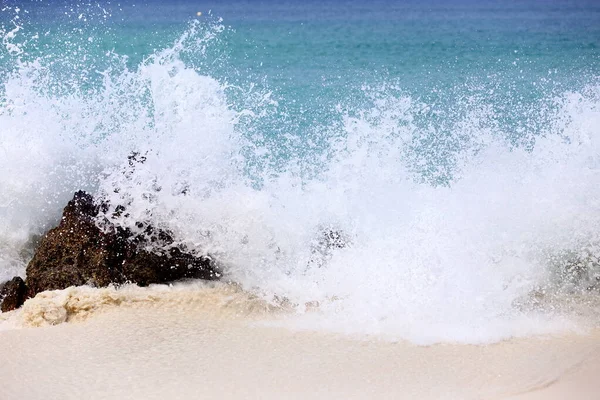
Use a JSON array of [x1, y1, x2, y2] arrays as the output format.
[[546, 246, 600, 292], [318, 229, 348, 251], [0, 276, 27, 312], [25, 191, 220, 299], [307, 227, 349, 269]]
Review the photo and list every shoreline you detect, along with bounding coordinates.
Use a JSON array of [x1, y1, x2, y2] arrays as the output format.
[[1, 286, 600, 399]]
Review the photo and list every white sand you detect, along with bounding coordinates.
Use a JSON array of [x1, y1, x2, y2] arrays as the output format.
[[1, 284, 599, 400]]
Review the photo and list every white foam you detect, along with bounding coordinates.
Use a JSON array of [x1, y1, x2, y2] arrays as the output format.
[[1, 16, 600, 343]]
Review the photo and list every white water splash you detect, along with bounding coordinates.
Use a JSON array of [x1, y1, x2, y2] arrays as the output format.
[[1, 16, 600, 343]]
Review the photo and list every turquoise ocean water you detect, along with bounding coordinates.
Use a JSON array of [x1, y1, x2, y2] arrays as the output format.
[[1, 0, 600, 343]]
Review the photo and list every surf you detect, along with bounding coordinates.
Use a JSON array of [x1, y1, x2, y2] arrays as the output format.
[[1, 8, 600, 344]]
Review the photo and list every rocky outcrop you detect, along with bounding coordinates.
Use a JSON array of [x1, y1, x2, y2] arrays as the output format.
[[0, 191, 220, 312], [26, 191, 220, 297], [0, 277, 27, 312]]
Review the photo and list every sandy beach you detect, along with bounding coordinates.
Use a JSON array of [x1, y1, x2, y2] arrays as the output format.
[[2, 1, 600, 399], [1, 285, 599, 400]]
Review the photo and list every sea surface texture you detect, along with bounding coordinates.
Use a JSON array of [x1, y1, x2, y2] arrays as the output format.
[[1, 0, 600, 343]]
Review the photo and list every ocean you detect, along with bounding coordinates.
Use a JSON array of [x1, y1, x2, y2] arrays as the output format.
[[1, 0, 600, 344]]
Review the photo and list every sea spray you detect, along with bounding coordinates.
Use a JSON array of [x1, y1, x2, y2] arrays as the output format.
[[1, 7, 600, 343]]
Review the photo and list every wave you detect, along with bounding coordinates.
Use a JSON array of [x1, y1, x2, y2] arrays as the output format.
[[1, 12, 600, 343]]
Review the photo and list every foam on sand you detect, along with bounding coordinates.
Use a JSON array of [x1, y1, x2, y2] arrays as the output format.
[[1, 289, 600, 400], [0, 281, 282, 328]]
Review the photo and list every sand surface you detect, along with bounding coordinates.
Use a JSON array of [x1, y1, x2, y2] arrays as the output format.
[[1, 285, 600, 400]]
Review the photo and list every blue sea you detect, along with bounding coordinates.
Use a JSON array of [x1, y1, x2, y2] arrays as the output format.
[[1, 0, 600, 343]]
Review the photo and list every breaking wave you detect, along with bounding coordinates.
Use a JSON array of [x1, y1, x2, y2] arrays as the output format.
[[1, 10, 600, 343]]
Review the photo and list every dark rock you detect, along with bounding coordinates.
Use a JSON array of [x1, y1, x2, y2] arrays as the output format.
[[307, 228, 349, 269], [0, 277, 27, 312], [127, 151, 147, 167], [318, 229, 348, 250], [25, 191, 220, 299]]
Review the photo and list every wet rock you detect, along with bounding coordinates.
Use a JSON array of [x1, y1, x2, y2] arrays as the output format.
[[318, 229, 348, 251], [307, 227, 349, 269], [0, 276, 27, 312], [546, 246, 600, 292], [25, 191, 219, 299]]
